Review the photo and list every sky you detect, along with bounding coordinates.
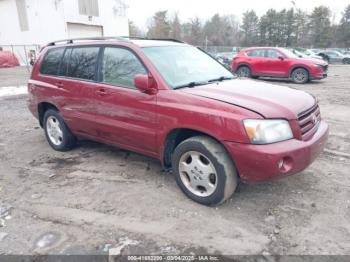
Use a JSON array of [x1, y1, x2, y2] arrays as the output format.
[[126, 0, 349, 30]]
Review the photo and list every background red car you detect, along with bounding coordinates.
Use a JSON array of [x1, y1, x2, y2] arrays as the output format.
[[232, 47, 328, 84]]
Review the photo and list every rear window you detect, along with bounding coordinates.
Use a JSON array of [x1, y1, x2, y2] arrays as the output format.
[[40, 48, 65, 75], [67, 47, 100, 80]]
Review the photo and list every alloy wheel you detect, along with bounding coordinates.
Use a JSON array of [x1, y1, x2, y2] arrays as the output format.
[[237, 67, 250, 78], [46, 116, 63, 146], [178, 151, 218, 197], [293, 69, 308, 83]]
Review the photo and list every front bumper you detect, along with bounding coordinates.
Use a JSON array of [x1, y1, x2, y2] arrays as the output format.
[[224, 120, 329, 183], [311, 67, 328, 80], [311, 73, 327, 80]]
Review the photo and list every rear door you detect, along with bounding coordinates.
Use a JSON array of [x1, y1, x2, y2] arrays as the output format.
[[36, 46, 98, 136], [264, 49, 289, 76], [245, 49, 267, 75], [55, 46, 101, 136], [92, 46, 158, 155]]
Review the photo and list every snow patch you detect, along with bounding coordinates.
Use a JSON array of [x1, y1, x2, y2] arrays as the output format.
[[0, 86, 27, 97]]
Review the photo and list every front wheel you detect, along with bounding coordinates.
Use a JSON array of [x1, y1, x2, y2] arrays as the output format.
[[172, 136, 238, 206], [291, 68, 309, 84]]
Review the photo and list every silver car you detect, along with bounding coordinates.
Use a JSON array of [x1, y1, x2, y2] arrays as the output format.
[[318, 50, 350, 64]]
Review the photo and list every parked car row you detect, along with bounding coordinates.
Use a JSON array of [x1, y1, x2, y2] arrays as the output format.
[[317, 50, 350, 64], [213, 47, 350, 71], [214, 52, 237, 66], [231, 47, 328, 84], [28, 37, 328, 205]]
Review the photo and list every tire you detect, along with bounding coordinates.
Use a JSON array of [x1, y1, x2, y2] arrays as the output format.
[[172, 136, 238, 206], [252, 76, 259, 79], [43, 109, 77, 151], [236, 66, 251, 78], [291, 68, 309, 84]]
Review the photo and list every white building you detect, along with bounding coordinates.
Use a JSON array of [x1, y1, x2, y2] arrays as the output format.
[[0, 0, 129, 46]]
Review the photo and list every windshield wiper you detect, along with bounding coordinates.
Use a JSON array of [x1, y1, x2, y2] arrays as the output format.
[[208, 76, 236, 82], [173, 81, 208, 90], [173, 76, 235, 90]]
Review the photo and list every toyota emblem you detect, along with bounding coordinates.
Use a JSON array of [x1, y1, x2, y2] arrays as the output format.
[[312, 114, 318, 124]]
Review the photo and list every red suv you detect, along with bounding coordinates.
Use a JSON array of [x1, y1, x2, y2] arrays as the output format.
[[28, 37, 329, 205], [232, 47, 328, 84]]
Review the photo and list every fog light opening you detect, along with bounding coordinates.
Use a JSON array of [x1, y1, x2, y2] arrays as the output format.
[[277, 157, 293, 173], [278, 159, 284, 169]]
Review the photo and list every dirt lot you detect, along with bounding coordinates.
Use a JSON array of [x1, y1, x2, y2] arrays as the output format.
[[0, 65, 349, 257]]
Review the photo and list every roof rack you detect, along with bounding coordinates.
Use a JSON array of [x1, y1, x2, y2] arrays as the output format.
[[46, 36, 185, 47], [122, 36, 185, 43], [46, 36, 130, 46]]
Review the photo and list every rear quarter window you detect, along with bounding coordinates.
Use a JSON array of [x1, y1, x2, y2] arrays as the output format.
[[40, 48, 65, 75]]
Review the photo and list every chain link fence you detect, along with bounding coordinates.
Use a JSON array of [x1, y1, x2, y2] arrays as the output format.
[[198, 46, 241, 54]]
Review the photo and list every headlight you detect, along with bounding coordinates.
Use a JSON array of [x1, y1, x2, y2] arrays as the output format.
[[313, 64, 322, 68], [243, 119, 293, 144]]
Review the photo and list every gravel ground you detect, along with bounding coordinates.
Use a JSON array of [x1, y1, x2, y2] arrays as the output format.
[[0, 66, 349, 257]]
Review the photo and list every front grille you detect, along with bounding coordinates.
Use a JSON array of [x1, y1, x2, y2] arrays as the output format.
[[322, 65, 328, 72], [298, 103, 321, 139]]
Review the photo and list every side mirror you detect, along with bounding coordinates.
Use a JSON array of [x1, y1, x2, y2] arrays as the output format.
[[134, 74, 157, 94], [278, 56, 285, 60]]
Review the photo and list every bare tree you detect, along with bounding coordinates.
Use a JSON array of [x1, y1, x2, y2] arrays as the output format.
[[128, 20, 143, 37], [147, 11, 171, 38], [241, 10, 259, 46], [170, 13, 182, 39]]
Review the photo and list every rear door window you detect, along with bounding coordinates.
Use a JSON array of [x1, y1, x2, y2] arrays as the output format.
[[67, 47, 100, 80], [58, 48, 72, 76], [40, 48, 65, 75], [101, 47, 147, 88]]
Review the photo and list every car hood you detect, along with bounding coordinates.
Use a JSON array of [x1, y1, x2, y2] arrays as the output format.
[[296, 57, 327, 65], [182, 79, 315, 119]]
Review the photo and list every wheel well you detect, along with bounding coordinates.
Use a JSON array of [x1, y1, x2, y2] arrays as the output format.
[[236, 64, 250, 71], [163, 128, 218, 168], [38, 102, 58, 127], [290, 66, 310, 78]]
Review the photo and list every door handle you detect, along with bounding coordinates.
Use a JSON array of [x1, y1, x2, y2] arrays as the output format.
[[96, 89, 109, 96], [55, 82, 64, 88]]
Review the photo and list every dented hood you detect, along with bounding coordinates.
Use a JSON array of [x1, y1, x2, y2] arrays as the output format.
[[182, 79, 315, 119]]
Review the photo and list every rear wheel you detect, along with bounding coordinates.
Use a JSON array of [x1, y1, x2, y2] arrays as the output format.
[[172, 136, 238, 206], [43, 109, 77, 151], [236, 66, 251, 78], [291, 68, 309, 84]]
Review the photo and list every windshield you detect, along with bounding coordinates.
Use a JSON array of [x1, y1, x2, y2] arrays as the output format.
[[281, 48, 299, 58], [334, 51, 344, 56], [142, 46, 233, 89]]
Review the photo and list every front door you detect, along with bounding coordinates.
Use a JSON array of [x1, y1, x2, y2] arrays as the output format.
[[93, 46, 158, 155], [264, 49, 289, 76]]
